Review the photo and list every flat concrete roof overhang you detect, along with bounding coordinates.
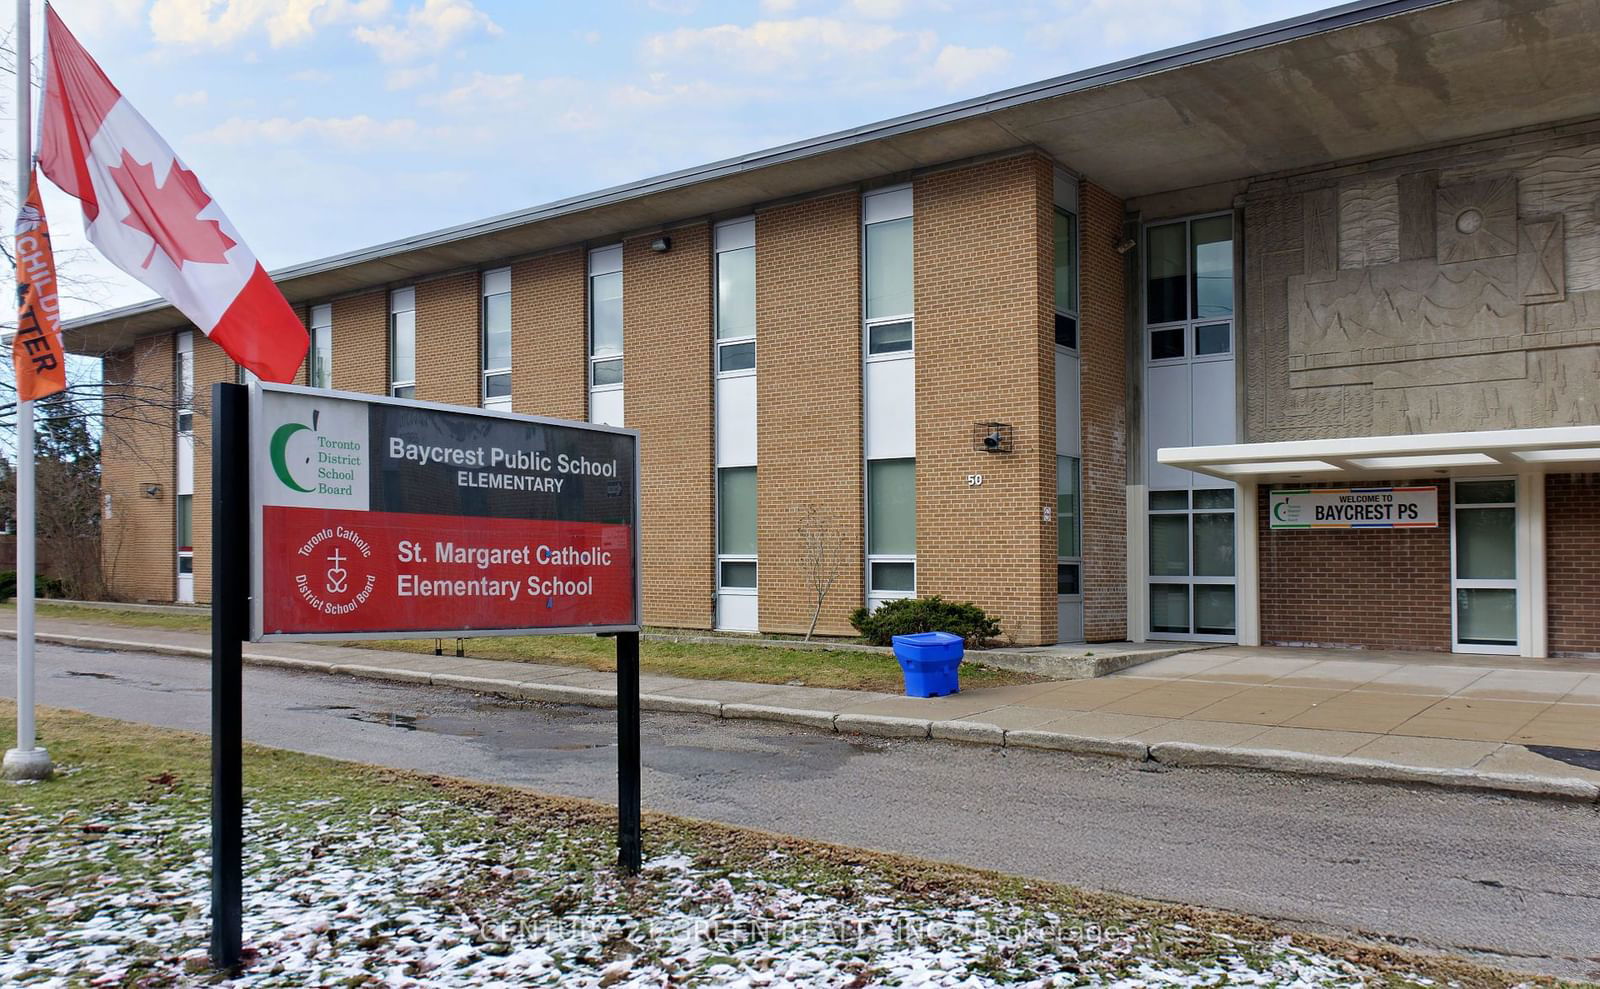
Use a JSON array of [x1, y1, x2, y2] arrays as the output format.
[[1158, 426, 1600, 484], [66, 0, 1600, 354]]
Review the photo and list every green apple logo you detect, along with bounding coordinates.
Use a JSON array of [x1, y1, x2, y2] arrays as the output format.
[[270, 422, 317, 494], [1272, 499, 1291, 522]]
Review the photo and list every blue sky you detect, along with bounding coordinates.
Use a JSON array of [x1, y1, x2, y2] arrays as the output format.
[[13, 0, 1329, 319]]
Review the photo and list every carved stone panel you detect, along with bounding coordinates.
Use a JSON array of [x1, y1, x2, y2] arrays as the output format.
[[1339, 177, 1399, 269], [1398, 170, 1438, 261], [1302, 187, 1338, 283], [1518, 214, 1565, 304], [1435, 175, 1518, 264], [1518, 143, 1600, 292]]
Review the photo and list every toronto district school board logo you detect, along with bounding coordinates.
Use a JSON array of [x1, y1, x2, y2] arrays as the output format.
[[270, 408, 362, 497]]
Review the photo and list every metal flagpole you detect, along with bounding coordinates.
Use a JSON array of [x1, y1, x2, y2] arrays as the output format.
[[4, 0, 52, 782]]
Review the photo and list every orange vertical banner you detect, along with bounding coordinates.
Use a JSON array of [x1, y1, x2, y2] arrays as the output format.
[[14, 168, 66, 402]]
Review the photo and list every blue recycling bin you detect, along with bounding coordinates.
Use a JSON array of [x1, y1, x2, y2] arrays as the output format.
[[891, 631, 965, 697]]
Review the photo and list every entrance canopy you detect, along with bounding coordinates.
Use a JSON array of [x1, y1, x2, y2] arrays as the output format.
[[1158, 425, 1600, 484]]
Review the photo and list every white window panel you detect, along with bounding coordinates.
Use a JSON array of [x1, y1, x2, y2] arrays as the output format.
[[1056, 350, 1081, 458], [589, 245, 622, 276], [864, 357, 915, 460], [715, 217, 754, 253], [590, 388, 624, 427], [862, 185, 912, 224], [309, 303, 332, 389], [715, 374, 757, 467]]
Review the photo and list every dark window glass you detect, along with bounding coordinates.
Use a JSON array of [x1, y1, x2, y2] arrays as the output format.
[[718, 341, 755, 372], [1146, 222, 1187, 324], [1056, 563, 1080, 596], [1195, 322, 1231, 356], [1054, 313, 1077, 349], [1150, 327, 1184, 361]]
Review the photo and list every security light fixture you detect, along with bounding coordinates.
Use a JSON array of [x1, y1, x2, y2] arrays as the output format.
[[1114, 236, 1137, 255], [651, 236, 672, 253], [973, 422, 1014, 454], [143, 483, 162, 498]]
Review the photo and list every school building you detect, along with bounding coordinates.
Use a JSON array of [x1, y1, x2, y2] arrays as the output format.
[[73, 0, 1600, 655]]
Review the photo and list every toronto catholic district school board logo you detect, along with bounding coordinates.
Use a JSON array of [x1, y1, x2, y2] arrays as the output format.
[[263, 397, 377, 616]]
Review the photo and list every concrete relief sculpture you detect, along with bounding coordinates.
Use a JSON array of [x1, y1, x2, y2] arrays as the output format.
[[1244, 130, 1600, 441]]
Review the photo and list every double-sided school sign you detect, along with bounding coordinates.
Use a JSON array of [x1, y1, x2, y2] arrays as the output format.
[[248, 383, 640, 639], [208, 381, 643, 970]]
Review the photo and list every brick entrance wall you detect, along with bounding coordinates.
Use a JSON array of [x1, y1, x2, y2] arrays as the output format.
[[1546, 473, 1600, 657], [101, 335, 176, 602], [1257, 480, 1453, 651], [1078, 180, 1128, 641]]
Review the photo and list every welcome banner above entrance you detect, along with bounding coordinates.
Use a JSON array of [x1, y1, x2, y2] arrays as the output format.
[[1269, 486, 1438, 529]]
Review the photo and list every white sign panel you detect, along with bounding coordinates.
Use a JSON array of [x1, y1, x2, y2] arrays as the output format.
[[1269, 486, 1438, 529]]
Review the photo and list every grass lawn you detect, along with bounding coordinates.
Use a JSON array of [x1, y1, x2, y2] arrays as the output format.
[[0, 701, 1540, 988], [19, 602, 1040, 692]]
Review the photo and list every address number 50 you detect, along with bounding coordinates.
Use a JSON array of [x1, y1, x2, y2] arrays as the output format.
[[967, 474, 984, 487]]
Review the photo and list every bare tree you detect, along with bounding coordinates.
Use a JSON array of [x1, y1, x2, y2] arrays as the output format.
[[796, 502, 844, 642]]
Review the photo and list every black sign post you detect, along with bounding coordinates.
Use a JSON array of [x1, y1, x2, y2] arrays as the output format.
[[210, 382, 247, 968], [616, 629, 641, 874]]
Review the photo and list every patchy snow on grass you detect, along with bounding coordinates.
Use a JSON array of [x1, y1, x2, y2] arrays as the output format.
[[2, 788, 1447, 988]]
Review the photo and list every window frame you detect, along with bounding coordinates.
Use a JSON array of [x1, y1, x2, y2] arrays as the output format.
[[1053, 206, 1080, 353], [1143, 213, 1234, 368], [1056, 454, 1082, 599], [1450, 477, 1520, 655], [587, 246, 624, 395], [866, 456, 917, 599], [308, 303, 333, 390], [388, 286, 416, 399], [862, 187, 914, 362], [714, 219, 757, 378], [716, 466, 758, 595], [1146, 486, 1239, 641], [175, 331, 194, 435], [480, 268, 512, 409]]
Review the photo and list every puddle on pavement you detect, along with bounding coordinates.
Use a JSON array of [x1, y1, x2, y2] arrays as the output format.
[[1527, 744, 1600, 772], [61, 670, 118, 680], [345, 710, 420, 731]]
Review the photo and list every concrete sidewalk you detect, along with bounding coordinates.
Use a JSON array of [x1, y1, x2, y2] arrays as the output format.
[[6, 614, 1599, 802]]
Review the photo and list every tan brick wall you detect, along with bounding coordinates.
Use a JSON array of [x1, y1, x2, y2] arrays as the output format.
[[914, 155, 1056, 646], [624, 225, 715, 629], [415, 272, 481, 408], [1079, 179, 1129, 641], [331, 290, 389, 396], [1259, 480, 1452, 651], [1546, 473, 1600, 657], [511, 249, 587, 421], [100, 335, 176, 602], [756, 192, 865, 635]]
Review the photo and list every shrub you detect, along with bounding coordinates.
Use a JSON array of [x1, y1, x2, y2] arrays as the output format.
[[0, 570, 14, 603], [849, 596, 1002, 648], [0, 571, 70, 602]]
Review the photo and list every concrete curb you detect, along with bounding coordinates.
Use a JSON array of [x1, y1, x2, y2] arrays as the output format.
[[15, 629, 1600, 803], [1004, 730, 1149, 760], [1147, 742, 1600, 801], [834, 713, 932, 739]]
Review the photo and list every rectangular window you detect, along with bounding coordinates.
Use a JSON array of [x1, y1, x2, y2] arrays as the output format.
[[176, 331, 194, 434], [868, 457, 916, 595], [1145, 214, 1233, 362], [1054, 207, 1078, 349], [1453, 479, 1518, 651], [308, 303, 332, 390], [482, 268, 511, 408], [1148, 486, 1236, 639], [389, 287, 416, 399], [176, 493, 192, 550], [863, 188, 913, 357], [589, 246, 623, 391], [717, 466, 757, 591], [1057, 455, 1081, 600], [715, 218, 756, 376]]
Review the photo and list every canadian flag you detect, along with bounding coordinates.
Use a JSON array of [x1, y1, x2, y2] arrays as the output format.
[[38, 6, 307, 382]]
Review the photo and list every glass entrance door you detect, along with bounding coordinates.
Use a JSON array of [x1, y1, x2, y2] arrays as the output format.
[[1148, 487, 1237, 640], [1452, 478, 1519, 654]]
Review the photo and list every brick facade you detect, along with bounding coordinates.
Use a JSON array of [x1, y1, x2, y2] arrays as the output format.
[[511, 249, 587, 421], [1258, 480, 1453, 651], [914, 155, 1056, 646], [1078, 180, 1129, 641], [1546, 473, 1600, 657], [100, 335, 176, 602], [331, 290, 389, 396], [415, 272, 482, 408], [755, 191, 866, 636], [624, 224, 716, 630]]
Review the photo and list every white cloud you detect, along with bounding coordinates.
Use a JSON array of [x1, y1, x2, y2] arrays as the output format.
[[931, 43, 1010, 88], [385, 64, 438, 89], [352, 0, 501, 62], [174, 88, 209, 106], [148, 0, 389, 47], [644, 17, 928, 75], [289, 68, 336, 83], [195, 114, 421, 150], [845, 0, 908, 18], [759, 0, 799, 11]]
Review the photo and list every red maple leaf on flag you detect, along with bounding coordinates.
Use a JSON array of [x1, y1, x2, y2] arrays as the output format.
[[109, 151, 237, 268]]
